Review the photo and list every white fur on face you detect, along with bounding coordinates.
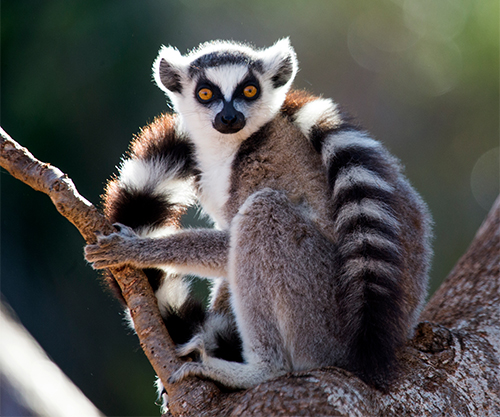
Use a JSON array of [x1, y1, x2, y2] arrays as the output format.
[[205, 66, 249, 101], [241, 76, 288, 137], [175, 66, 289, 147]]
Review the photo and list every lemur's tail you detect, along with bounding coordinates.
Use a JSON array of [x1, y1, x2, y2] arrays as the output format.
[[320, 128, 407, 390], [283, 92, 411, 389], [103, 113, 204, 345], [105, 113, 195, 237]]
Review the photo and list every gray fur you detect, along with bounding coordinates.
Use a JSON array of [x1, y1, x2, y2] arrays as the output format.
[[85, 38, 432, 392]]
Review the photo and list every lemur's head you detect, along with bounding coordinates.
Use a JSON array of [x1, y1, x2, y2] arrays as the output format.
[[153, 39, 298, 141]]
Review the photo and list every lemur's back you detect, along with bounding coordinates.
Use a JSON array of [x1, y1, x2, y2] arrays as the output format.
[[225, 89, 429, 330], [221, 87, 430, 372]]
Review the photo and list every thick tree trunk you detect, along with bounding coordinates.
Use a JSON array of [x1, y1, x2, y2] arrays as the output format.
[[1, 127, 499, 416]]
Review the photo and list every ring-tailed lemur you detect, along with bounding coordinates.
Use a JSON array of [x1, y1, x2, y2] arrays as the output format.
[[85, 39, 432, 393]]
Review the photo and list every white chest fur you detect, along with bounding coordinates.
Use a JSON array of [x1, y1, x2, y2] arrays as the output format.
[[175, 115, 242, 228], [197, 152, 236, 229], [192, 136, 241, 229]]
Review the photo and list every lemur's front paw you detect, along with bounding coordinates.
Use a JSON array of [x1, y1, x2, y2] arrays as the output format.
[[84, 223, 139, 269], [168, 362, 205, 385]]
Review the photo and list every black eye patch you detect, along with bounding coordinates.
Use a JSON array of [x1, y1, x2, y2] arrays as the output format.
[[233, 74, 261, 101], [195, 74, 261, 105]]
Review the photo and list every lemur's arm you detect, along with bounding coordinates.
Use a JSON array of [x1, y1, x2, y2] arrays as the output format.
[[90, 111, 240, 366], [85, 224, 229, 277], [87, 111, 229, 276]]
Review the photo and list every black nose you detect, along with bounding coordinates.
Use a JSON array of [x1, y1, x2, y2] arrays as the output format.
[[221, 114, 237, 126], [214, 101, 246, 134]]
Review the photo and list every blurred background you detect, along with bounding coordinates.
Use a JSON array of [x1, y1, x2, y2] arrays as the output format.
[[1, 0, 498, 415]]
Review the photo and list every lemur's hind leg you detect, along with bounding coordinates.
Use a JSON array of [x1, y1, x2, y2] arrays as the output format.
[[169, 188, 338, 389]]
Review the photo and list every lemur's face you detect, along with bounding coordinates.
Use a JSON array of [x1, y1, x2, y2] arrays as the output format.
[[153, 39, 298, 141], [192, 66, 261, 135]]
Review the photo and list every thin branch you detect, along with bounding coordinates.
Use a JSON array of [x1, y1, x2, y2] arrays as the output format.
[[0, 127, 223, 416]]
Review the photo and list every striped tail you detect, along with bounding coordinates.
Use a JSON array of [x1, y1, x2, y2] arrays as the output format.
[[288, 92, 408, 388], [306, 121, 406, 392], [324, 129, 406, 389], [103, 113, 204, 345]]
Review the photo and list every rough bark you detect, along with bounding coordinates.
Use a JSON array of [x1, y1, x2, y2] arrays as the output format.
[[1, 126, 499, 416]]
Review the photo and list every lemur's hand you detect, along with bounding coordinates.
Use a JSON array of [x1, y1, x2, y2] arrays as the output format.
[[84, 223, 139, 269]]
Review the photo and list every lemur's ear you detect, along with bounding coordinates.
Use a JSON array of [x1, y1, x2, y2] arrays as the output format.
[[153, 46, 187, 95], [259, 38, 298, 89]]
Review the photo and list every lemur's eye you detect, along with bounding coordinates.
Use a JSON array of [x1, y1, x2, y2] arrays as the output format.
[[243, 85, 258, 99], [198, 88, 213, 101]]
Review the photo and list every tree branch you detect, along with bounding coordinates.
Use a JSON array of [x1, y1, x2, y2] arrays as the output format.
[[0, 127, 225, 416], [2, 126, 499, 416], [421, 195, 500, 328]]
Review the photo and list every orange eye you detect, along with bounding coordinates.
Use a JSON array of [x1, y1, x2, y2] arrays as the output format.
[[198, 88, 213, 101], [243, 85, 258, 98]]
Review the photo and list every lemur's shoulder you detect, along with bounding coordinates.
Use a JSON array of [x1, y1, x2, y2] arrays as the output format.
[[280, 89, 318, 118], [281, 90, 361, 152]]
